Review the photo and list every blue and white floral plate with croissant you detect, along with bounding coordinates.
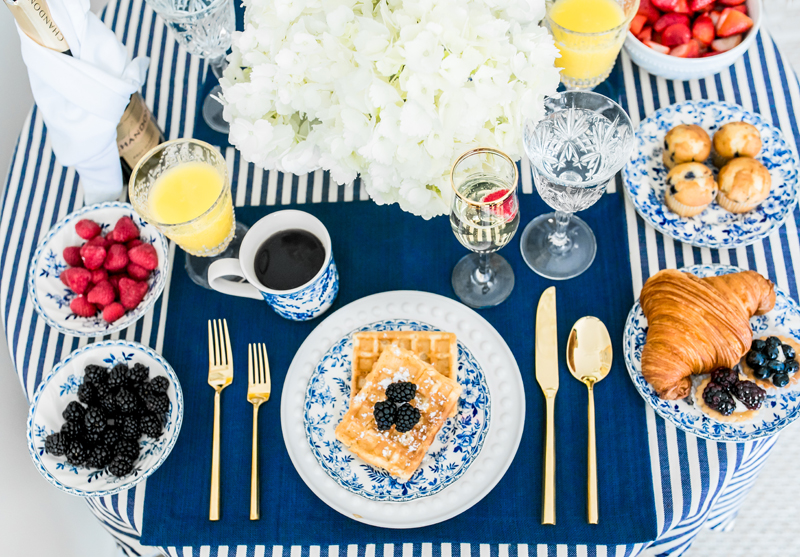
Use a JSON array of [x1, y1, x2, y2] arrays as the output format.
[[624, 264, 800, 442], [623, 100, 799, 248]]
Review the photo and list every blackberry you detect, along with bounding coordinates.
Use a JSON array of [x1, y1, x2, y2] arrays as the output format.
[[114, 439, 140, 461], [394, 403, 421, 433], [119, 416, 141, 440], [115, 388, 139, 415], [84, 406, 107, 433], [66, 440, 89, 466], [139, 413, 164, 438], [130, 363, 149, 385], [135, 382, 153, 400], [385, 381, 417, 404], [83, 429, 103, 447], [86, 445, 112, 469], [83, 364, 109, 385], [62, 401, 86, 423], [373, 401, 396, 431], [703, 382, 736, 416], [107, 364, 129, 389], [710, 367, 738, 390], [731, 380, 766, 410], [98, 393, 117, 415], [44, 432, 68, 456], [60, 420, 83, 441], [745, 351, 767, 368], [103, 426, 122, 450], [144, 393, 169, 416], [773, 372, 791, 388], [106, 455, 134, 478], [751, 339, 767, 353], [783, 344, 797, 360], [753, 366, 771, 380], [77, 381, 97, 405], [786, 360, 799, 375], [149, 376, 169, 394]]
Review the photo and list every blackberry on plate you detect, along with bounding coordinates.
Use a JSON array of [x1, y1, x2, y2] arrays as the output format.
[[83, 429, 103, 447], [107, 364, 129, 389], [746, 351, 767, 368], [786, 360, 799, 375], [106, 455, 134, 478], [84, 406, 107, 433], [753, 366, 771, 380], [395, 403, 421, 433], [86, 445, 112, 469], [119, 416, 141, 440], [144, 392, 169, 415], [61, 420, 83, 441], [731, 380, 766, 410], [45, 432, 68, 456], [373, 400, 396, 431], [83, 364, 108, 385], [62, 401, 86, 423], [703, 382, 736, 416], [77, 381, 97, 405], [385, 381, 417, 403], [783, 344, 797, 360], [130, 363, 149, 384], [103, 426, 122, 449], [751, 339, 767, 353], [766, 360, 785, 375], [115, 388, 139, 415], [114, 439, 140, 461], [711, 368, 738, 390], [149, 375, 169, 394], [98, 393, 117, 415], [66, 440, 89, 466], [139, 413, 164, 438], [135, 382, 153, 400], [773, 373, 791, 388]]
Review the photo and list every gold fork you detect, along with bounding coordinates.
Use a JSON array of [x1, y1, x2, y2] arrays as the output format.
[[247, 343, 270, 520], [208, 319, 233, 521]]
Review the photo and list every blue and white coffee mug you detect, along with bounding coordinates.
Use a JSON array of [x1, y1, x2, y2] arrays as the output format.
[[207, 211, 339, 321]]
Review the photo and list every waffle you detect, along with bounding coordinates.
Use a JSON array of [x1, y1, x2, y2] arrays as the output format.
[[334, 344, 462, 481]]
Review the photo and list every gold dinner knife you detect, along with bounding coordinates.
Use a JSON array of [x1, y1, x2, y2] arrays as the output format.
[[535, 286, 558, 525]]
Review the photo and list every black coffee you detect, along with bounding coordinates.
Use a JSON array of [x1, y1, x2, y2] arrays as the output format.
[[254, 229, 326, 291]]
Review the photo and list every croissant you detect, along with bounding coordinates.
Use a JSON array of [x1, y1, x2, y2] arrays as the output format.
[[640, 269, 776, 400]]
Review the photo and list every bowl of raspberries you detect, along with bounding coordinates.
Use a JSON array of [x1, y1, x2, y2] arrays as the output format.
[[624, 0, 761, 80], [28, 201, 170, 336], [27, 340, 183, 496]]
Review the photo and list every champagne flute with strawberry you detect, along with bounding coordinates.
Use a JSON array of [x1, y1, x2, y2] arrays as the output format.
[[449, 148, 520, 309]]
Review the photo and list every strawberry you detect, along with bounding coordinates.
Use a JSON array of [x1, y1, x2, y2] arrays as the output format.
[[645, 40, 671, 54], [126, 239, 143, 249], [716, 7, 753, 37], [90, 268, 108, 284], [654, 13, 690, 32], [60, 267, 92, 295], [670, 39, 701, 57], [638, 26, 653, 41], [732, 4, 747, 12], [630, 14, 647, 36], [718, 0, 746, 5], [692, 15, 716, 45], [651, 0, 677, 11], [119, 278, 148, 310], [701, 51, 720, 57], [481, 189, 518, 221], [674, 0, 690, 13], [637, 0, 662, 24], [688, 0, 714, 11], [108, 216, 139, 243], [662, 23, 692, 46], [87, 280, 116, 306], [63, 246, 83, 267], [127, 262, 151, 281], [80, 243, 106, 270], [104, 243, 129, 272], [75, 219, 101, 240], [102, 302, 126, 323], [711, 34, 743, 51], [128, 243, 158, 271], [69, 295, 97, 318], [709, 10, 721, 25]]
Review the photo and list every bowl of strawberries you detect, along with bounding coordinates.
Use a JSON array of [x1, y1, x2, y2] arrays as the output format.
[[28, 202, 170, 337], [624, 0, 760, 80]]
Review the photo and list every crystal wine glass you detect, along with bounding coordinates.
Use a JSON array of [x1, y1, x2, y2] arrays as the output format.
[[521, 91, 633, 280], [450, 148, 520, 309], [146, 0, 235, 133]]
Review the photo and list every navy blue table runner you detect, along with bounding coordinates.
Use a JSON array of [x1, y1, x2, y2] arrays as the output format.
[[140, 188, 657, 547]]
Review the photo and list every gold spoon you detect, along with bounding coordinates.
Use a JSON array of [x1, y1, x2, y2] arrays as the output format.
[[566, 316, 612, 525]]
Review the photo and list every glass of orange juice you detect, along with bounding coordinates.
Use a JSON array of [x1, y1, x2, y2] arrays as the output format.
[[130, 138, 244, 287], [546, 0, 640, 90]]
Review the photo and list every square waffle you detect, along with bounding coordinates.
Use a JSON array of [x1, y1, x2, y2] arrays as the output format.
[[334, 344, 462, 481]]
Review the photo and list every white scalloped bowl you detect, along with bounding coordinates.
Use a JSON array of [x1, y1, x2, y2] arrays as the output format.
[[28, 202, 170, 337], [623, 0, 761, 81]]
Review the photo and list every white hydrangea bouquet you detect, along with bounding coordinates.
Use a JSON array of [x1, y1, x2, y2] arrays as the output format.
[[221, 0, 560, 218]]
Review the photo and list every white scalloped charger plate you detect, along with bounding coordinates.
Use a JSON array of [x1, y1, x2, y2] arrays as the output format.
[[281, 291, 525, 528], [624, 265, 800, 442]]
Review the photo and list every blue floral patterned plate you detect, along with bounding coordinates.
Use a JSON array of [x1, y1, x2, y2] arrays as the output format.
[[27, 340, 183, 496], [28, 202, 170, 337], [282, 291, 524, 528], [624, 265, 800, 441], [623, 101, 799, 248]]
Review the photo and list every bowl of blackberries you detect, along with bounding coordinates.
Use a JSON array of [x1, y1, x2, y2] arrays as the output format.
[[27, 340, 183, 496]]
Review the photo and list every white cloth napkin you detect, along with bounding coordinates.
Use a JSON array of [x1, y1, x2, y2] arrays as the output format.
[[15, 0, 150, 205]]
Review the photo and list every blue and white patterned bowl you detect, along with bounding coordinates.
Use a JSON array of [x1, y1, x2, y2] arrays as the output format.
[[28, 202, 170, 337], [623, 100, 799, 248], [27, 340, 183, 496], [304, 319, 491, 502], [624, 264, 800, 442]]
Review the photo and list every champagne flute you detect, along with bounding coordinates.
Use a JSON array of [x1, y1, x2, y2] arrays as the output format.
[[450, 148, 520, 309]]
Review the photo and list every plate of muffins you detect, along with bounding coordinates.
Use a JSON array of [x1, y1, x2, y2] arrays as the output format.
[[623, 100, 799, 248]]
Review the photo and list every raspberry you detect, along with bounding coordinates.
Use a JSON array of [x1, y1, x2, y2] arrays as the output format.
[[102, 303, 126, 323], [75, 219, 101, 240], [108, 274, 123, 294], [63, 246, 83, 267], [90, 268, 108, 284], [126, 239, 143, 249], [126, 262, 150, 281], [119, 278, 148, 310], [87, 281, 115, 306], [80, 244, 106, 270], [103, 243, 129, 272], [109, 216, 139, 243], [70, 295, 97, 318], [128, 243, 158, 271], [85, 235, 110, 249], [60, 267, 92, 295]]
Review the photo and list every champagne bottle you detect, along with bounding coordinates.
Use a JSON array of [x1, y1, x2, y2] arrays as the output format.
[[4, 0, 165, 181]]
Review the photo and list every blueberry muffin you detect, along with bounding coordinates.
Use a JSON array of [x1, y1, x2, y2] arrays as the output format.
[[711, 121, 762, 168], [716, 157, 771, 213], [662, 124, 712, 169], [664, 162, 718, 217]]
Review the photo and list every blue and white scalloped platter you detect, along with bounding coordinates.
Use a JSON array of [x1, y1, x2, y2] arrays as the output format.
[[27, 340, 183, 496], [304, 319, 490, 502], [624, 265, 800, 442], [623, 100, 799, 248]]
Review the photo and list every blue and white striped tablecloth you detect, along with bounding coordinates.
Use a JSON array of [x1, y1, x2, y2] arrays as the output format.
[[3, 0, 799, 555]]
